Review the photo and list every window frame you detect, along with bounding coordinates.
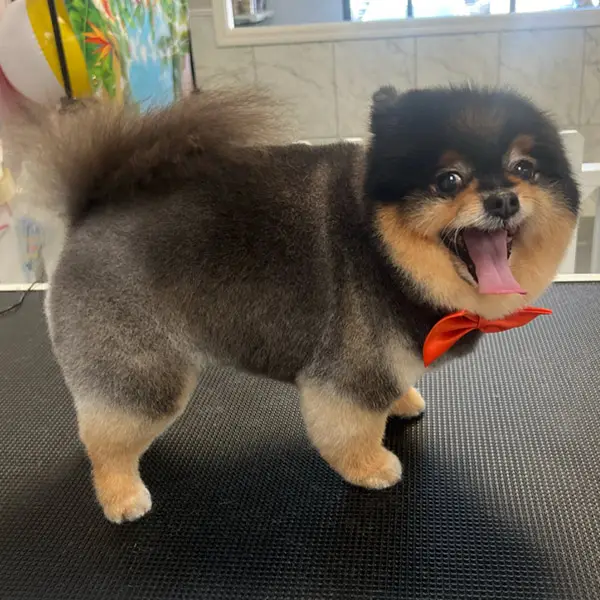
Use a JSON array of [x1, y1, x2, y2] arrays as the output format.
[[208, 0, 600, 47]]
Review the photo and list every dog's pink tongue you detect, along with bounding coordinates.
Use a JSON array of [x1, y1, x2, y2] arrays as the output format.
[[462, 229, 526, 295]]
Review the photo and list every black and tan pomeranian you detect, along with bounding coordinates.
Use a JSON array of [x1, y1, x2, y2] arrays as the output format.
[[12, 86, 578, 523]]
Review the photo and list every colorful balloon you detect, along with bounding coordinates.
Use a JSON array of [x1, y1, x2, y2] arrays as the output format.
[[0, 65, 29, 121], [0, 0, 91, 105]]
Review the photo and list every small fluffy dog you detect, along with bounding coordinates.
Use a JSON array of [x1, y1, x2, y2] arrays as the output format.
[[14, 86, 578, 523]]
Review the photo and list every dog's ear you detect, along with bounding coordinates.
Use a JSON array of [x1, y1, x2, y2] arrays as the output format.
[[372, 86, 399, 110], [370, 87, 427, 137], [366, 87, 425, 202], [370, 86, 400, 135]]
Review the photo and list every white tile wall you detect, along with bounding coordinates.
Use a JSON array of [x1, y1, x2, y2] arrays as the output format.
[[190, 16, 255, 86], [190, 14, 600, 161], [254, 43, 337, 138], [499, 29, 584, 127], [334, 39, 415, 138], [416, 33, 499, 88]]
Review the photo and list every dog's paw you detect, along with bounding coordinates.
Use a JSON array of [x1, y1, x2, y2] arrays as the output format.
[[342, 448, 403, 490], [96, 477, 152, 524], [390, 387, 426, 419]]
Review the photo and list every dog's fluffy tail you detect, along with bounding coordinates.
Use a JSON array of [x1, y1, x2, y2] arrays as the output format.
[[4, 88, 286, 225]]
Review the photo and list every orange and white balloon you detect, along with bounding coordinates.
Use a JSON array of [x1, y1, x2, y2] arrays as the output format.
[[0, 0, 91, 104]]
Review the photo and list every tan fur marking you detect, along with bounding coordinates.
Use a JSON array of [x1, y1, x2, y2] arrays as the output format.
[[506, 174, 523, 185], [375, 187, 575, 319], [439, 150, 463, 168], [77, 371, 197, 523], [390, 387, 426, 418], [408, 181, 482, 239], [506, 137, 537, 183], [510, 134, 535, 155], [456, 105, 504, 136], [299, 383, 402, 489]]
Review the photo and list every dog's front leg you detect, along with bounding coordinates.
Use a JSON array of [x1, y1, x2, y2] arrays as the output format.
[[298, 380, 402, 489]]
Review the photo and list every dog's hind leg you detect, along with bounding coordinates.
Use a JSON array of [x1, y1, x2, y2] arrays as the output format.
[[72, 366, 198, 524]]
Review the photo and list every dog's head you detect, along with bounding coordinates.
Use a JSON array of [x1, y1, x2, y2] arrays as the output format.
[[367, 86, 579, 319]]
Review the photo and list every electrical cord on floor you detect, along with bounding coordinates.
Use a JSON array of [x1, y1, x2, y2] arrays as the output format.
[[0, 281, 38, 317]]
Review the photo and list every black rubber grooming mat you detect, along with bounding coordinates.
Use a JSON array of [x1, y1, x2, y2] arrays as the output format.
[[0, 284, 599, 600]]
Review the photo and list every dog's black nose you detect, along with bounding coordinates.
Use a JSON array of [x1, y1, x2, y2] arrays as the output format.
[[483, 192, 520, 220]]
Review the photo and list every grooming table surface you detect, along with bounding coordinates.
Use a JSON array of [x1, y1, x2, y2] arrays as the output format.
[[0, 285, 599, 600]]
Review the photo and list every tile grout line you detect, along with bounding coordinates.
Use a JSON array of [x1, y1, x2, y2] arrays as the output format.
[[494, 31, 501, 87], [577, 27, 588, 130], [413, 37, 418, 88], [332, 42, 341, 139], [497, 29, 503, 87]]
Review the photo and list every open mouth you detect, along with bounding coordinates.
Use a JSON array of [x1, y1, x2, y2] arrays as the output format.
[[442, 227, 525, 295]]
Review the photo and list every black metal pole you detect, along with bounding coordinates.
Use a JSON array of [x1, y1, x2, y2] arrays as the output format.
[[46, 0, 74, 101], [187, 28, 199, 94]]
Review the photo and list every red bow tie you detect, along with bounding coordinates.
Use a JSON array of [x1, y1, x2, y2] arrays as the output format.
[[423, 306, 552, 367]]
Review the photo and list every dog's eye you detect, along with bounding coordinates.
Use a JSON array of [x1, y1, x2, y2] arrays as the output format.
[[512, 159, 536, 181], [436, 171, 464, 194]]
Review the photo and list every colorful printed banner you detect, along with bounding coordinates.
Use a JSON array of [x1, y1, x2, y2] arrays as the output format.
[[65, 0, 192, 108]]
